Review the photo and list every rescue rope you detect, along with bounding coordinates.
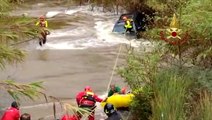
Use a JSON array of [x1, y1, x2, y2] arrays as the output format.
[[10, 37, 37, 46], [106, 42, 123, 93]]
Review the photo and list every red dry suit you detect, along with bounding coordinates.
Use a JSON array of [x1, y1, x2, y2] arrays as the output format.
[[61, 114, 80, 120], [1, 107, 20, 120], [76, 90, 103, 120], [76, 91, 103, 107]]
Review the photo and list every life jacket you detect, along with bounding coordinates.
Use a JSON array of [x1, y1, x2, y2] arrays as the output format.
[[39, 21, 48, 27], [36, 20, 48, 28], [124, 20, 132, 29], [79, 91, 96, 108]]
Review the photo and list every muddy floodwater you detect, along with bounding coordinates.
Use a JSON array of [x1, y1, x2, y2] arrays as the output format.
[[0, 1, 152, 120]]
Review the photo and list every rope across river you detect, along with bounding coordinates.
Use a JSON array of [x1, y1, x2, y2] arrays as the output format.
[[106, 43, 123, 93]]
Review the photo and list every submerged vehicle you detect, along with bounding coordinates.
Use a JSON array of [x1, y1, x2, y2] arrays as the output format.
[[112, 12, 146, 39], [101, 93, 134, 109]]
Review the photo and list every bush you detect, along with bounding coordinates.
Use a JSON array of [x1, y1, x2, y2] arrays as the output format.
[[130, 86, 153, 120], [118, 44, 212, 120]]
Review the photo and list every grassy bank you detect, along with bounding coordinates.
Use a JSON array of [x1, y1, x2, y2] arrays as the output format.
[[117, 0, 212, 119], [119, 44, 212, 120]]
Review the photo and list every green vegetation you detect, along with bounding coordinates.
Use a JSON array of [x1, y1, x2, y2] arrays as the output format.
[[117, 0, 212, 119], [70, 0, 211, 68], [0, 80, 44, 100], [0, 0, 211, 119], [119, 45, 212, 119], [0, 0, 43, 101], [151, 71, 191, 120], [145, 0, 212, 68]]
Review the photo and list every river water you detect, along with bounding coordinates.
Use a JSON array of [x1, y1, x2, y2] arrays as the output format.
[[0, 1, 152, 120]]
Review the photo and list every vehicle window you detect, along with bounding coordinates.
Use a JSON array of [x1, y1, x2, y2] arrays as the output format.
[[113, 24, 125, 33]]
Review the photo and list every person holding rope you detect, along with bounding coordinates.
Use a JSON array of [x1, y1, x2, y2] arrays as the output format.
[[76, 86, 103, 120], [35, 15, 50, 46], [107, 84, 126, 97]]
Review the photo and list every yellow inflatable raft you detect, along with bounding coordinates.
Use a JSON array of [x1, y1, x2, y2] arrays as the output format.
[[101, 93, 134, 108]]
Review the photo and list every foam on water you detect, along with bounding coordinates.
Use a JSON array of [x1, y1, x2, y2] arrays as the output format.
[[38, 5, 142, 50], [35, 37, 116, 50], [46, 5, 121, 18], [64, 9, 78, 15], [46, 11, 62, 18], [36, 42, 86, 50], [94, 20, 141, 48], [45, 7, 81, 18], [48, 27, 87, 38]]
